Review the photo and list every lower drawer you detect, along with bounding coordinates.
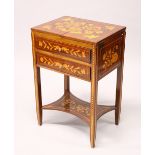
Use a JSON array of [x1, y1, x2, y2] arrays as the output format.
[[36, 53, 91, 81]]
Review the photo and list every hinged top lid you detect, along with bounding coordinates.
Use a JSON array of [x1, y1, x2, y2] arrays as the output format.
[[32, 16, 126, 43]]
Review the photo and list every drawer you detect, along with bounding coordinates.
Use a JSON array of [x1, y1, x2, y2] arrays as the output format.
[[34, 36, 91, 63], [36, 53, 91, 81]]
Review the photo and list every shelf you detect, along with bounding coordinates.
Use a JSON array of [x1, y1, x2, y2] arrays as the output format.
[[42, 92, 115, 124]]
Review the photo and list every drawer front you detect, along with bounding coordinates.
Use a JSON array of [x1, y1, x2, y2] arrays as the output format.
[[36, 53, 91, 81], [34, 36, 91, 63], [98, 37, 123, 78]]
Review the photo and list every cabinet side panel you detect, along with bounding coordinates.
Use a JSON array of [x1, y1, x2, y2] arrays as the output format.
[[98, 34, 124, 80]]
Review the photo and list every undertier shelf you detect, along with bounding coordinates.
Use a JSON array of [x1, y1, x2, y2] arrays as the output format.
[[42, 92, 115, 124]]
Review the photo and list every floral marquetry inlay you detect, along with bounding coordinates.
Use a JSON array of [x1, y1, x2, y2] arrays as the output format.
[[39, 56, 87, 75], [37, 39, 87, 58], [54, 17, 115, 39], [102, 45, 119, 70], [40, 17, 115, 39], [61, 98, 90, 116], [54, 17, 104, 39]]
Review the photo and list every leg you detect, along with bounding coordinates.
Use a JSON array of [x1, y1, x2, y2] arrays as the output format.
[[64, 75, 70, 94], [90, 78, 98, 148], [115, 32, 125, 125], [115, 64, 123, 125], [90, 45, 98, 148], [32, 32, 42, 125], [33, 66, 42, 125]]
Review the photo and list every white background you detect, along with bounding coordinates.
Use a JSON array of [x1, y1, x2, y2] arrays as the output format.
[[14, 0, 140, 155]]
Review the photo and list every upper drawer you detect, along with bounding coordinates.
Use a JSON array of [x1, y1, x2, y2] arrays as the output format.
[[33, 35, 92, 63]]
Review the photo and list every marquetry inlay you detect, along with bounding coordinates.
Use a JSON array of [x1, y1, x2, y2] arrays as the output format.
[[61, 98, 90, 116], [54, 17, 103, 39], [102, 45, 119, 70], [36, 38, 88, 58], [39, 56, 87, 75], [40, 17, 116, 40]]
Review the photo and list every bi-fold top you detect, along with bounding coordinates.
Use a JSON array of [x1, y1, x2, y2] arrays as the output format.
[[31, 16, 125, 43]]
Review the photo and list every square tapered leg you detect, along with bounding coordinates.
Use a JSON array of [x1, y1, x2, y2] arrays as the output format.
[[115, 33, 125, 125], [33, 66, 42, 125], [115, 65, 123, 125], [90, 45, 98, 148]]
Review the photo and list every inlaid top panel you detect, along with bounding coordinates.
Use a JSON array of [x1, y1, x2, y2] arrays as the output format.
[[32, 16, 125, 43]]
